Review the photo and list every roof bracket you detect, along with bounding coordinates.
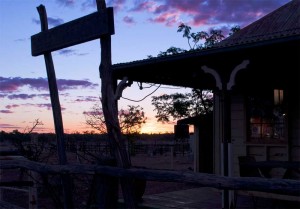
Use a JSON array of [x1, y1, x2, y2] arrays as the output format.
[[201, 65, 222, 90], [227, 60, 250, 90]]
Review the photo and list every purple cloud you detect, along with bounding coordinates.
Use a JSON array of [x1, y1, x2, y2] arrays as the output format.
[[7, 94, 36, 100], [4, 94, 49, 100], [14, 38, 27, 42], [81, 0, 95, 10], [58, 49, 76, 56], [3, 103, 65, 112], [0, 77, 98, 93], [0, 77, 48, 92], [57, 79, 98, 91], [0, 123, 20, 129], [148, 11, 179, 27], [0, 110, 13, 114], [34, 103, 66, 111], [83, 110, 103, 116], [128, 0, 290, 27], [35, 103, 53, 110], [5, 104, 19, 109], [107, 0, 127, 12], [56, 0, 76, 7], [57, 49, 88, 56], [123, 16, 135, 25], [48, 17, 64, 26], [32, 17, 64, 27], [130, 1, 155, 12], [81, 0, 127, 12], [75, 96, 99, 103]]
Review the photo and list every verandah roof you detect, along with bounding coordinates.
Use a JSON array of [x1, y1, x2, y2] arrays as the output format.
[[112, 0, 300, 91]]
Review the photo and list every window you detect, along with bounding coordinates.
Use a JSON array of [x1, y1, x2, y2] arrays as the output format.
[[247, 89, 287, 143]]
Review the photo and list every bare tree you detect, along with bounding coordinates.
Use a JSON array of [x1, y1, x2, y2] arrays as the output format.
[[12, 119, 55, 162], [23, 119, 44, 134], [84, 104, 147, 134]]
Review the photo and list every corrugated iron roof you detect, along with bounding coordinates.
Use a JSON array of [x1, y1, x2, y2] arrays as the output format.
[[215, 0, 300, 47]]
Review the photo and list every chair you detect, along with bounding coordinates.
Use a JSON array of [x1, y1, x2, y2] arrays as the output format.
[[234, 156, 300, 209], [238, 156, 268, 178], [234, 156, 267, 209]]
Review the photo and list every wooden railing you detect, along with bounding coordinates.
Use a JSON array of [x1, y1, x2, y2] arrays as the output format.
[[0, 156, 38, 209], [1, 158, 299, 196]]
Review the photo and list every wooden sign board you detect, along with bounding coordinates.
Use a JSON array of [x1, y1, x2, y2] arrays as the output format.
[[31, 7, 114, 56]]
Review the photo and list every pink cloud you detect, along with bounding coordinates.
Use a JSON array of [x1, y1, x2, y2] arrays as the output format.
[[148, 11, 179, 27], [107, 0, 127, 12], [130, 1, 156, 12], [127, 0, 290, 28], [5, 104, 19, 109]]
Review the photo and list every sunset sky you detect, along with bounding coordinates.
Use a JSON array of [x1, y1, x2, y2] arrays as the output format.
[[0, 0, 290, 134]]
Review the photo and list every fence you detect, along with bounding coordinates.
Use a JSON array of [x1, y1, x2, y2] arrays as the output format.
[[1, 158, 299, 200], [1, 143, 299, 208], [0, 155, 38, 209]]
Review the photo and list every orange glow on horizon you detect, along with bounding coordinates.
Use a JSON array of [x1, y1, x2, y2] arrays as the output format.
[[140, 123, 174, 134], [0, 119, 197, 135]]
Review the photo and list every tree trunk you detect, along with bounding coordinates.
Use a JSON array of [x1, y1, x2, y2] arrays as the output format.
[[97, 0, 136, 208]]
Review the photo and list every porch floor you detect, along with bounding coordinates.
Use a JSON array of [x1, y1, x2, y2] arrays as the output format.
[[119, 187, 300, 209]]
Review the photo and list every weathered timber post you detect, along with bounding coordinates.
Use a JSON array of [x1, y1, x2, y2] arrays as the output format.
[[36, 5, 67, 166], [35, 5, 73, 209], [96, 0, 136, 208]]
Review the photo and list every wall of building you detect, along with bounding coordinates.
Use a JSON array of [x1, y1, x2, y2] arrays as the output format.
[[230, 94, 247, 177], [289, 79, 300, 163]]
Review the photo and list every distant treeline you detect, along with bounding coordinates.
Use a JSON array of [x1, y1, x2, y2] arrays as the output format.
[[0, 131, 176, 144]]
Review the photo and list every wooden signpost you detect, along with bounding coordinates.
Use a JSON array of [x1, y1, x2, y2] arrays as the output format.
[[31, 8, 114, 56], [31, 0, 136, 208]]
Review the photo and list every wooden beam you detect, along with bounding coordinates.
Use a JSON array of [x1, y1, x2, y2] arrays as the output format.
[[31, 7, 114, 56], [0, 181, 34, 187]]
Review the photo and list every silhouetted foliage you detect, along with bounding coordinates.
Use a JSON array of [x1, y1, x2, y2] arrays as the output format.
[[151, 24, 240, 122], [152, 89, 213, 122]]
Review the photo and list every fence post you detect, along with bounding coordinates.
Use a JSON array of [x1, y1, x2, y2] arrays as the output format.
[[95, 158, 119, 209], [0, 166, 3, 201], [28, 171, 38, 209], [171, 146, 174, 170]]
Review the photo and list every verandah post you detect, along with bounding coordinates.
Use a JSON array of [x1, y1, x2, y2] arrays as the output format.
[[96, 0, 136, 208], [35, 5, 73, 208]]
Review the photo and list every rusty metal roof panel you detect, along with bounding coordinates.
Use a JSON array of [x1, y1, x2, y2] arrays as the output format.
[[216, 0, 300, 47]]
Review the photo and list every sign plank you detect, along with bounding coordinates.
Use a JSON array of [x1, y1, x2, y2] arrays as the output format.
[[31, 7, 114, 56]]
